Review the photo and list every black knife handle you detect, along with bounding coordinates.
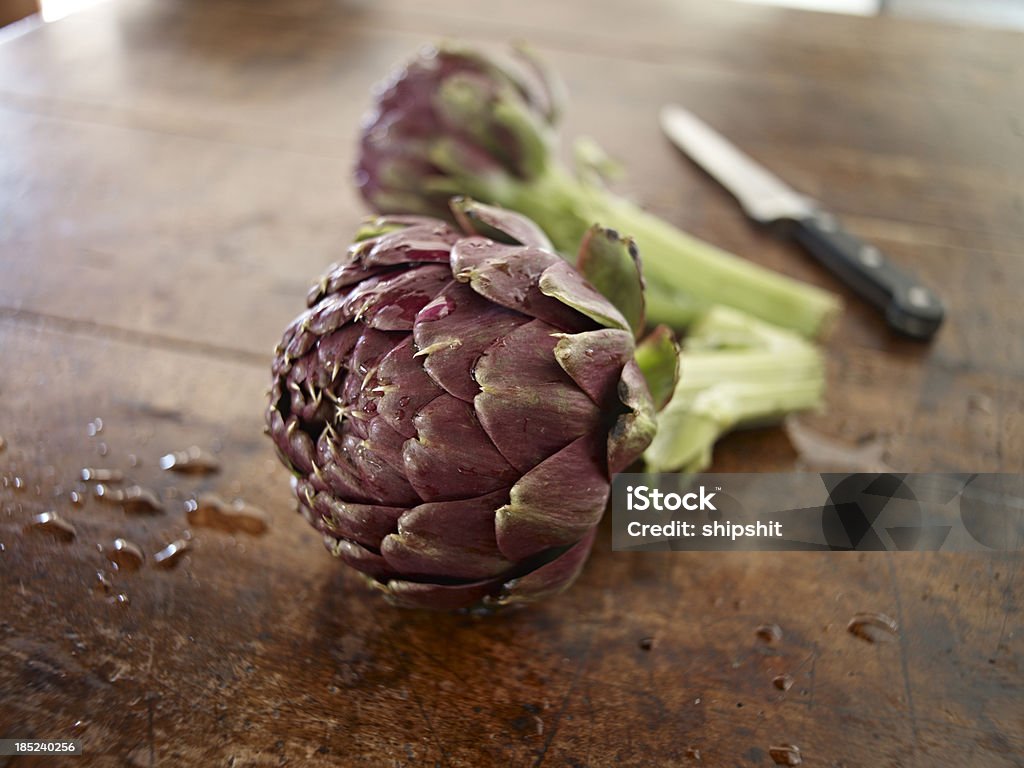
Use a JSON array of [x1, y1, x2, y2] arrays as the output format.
[[793, 212, 944, 340]]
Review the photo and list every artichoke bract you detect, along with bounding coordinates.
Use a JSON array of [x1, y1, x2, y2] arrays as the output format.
[[356, 44, 841, 338], [267, 203, 655, 610]]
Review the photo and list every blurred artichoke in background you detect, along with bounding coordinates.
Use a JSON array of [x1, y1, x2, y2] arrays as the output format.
[[356, 44, 560, 219], [356, 43, 840, 338], [266, 201, 657, 610]]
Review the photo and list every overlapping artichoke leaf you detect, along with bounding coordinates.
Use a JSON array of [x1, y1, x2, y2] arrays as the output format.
[[633, 324, 680, 412], [575, 225, 645, 338], [450, 196, 553, 250]]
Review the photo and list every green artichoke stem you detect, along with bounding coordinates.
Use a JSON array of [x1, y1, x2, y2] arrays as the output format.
[[641, 281, 704, 329], [488, 165, 841, 339], [643, 306, 826, 474]]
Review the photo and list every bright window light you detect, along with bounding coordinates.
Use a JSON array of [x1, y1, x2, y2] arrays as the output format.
[[39, 0, 111, 23], [731, 0, 879, 14]]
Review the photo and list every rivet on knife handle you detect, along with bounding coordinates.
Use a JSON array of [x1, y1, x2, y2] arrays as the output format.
[[792, 212, 944, 340]]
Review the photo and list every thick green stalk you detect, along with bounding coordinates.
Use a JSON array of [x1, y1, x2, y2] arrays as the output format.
[[642, 281, 704, 329], [487, 166, 841, 338], [643, 306, 826, 474]]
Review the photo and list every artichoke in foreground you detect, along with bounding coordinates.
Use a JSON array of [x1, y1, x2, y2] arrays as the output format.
[[356, 43, 840, 337], [266, 202, 659, 610]]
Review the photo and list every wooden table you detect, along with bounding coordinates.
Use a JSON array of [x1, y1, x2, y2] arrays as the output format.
[[1, 1, 1021, 765]]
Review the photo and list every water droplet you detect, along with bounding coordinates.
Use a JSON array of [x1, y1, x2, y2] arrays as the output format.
[[159, 446, 220, 475], [69, 490, 86, 506], [100, 659, 130, 683], [153, 538, 190, 568], [12, 476, 25, 491], [772, 674, 794, 691], [755, 623, 783, 644], [847, 612, 899, 643], [71, 719, 89, 734], [685, 747, 701, 761], [94, 570, 113, 593], [97, 442, 109, 457], [785, 418, 890, 472], [769, 744, 802, 766], [967, 393, 993, 414], [27, 511, 76, 541], [94, 484, 125, 502], [128, 454, 140, 467], [185, 494, 269, 535], [86, 418, 104, 437], [111, 593, 130, 606], [108, 538, 144, 571], [81, 468, 123, 483], [120, 486, 164, 514], [95, 484, 163, 513]]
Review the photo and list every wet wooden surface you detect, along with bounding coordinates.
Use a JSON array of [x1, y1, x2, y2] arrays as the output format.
[[1, 0, 1022, 765]]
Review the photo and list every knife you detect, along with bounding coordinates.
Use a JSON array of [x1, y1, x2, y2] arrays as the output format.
[[660, 105, 944, 340]]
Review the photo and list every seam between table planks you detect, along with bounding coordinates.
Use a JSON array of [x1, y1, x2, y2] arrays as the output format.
[[190, 1, 1024, 105], [1, 95, 1021, 253], [5, 301, 1024, 384], [0, 306, 270, 368], [0, 95, 352, 164]]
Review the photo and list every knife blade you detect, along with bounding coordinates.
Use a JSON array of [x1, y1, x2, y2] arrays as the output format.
[[660, 105, 944, 340]]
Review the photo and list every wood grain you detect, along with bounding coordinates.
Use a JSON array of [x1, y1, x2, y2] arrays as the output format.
[[0, 0, 1021, 765]]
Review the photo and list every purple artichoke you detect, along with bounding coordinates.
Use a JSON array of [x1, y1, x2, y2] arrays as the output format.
[[355, 43, 841, 338], [266, 201, 656, 610], [356, 43, 560, 222]]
